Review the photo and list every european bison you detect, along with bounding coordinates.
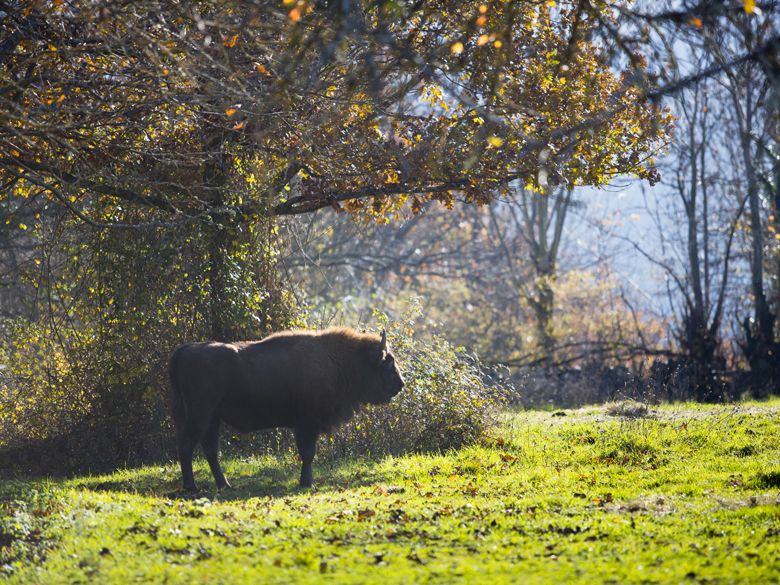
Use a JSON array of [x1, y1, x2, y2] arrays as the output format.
[[168, 328, 404, 490]]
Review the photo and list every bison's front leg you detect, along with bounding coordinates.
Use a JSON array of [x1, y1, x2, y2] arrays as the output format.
[[294, 424, 319, 488]]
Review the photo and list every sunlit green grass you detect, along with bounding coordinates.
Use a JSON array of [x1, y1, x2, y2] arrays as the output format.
[[2, 399, 779, 584]]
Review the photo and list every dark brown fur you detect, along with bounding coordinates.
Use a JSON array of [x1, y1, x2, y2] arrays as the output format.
[[169, 327, 404, 490]]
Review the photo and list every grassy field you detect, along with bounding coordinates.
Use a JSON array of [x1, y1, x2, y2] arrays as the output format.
[[2, 400, 779, 584]]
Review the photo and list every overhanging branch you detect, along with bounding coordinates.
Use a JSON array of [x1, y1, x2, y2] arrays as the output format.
[[0, 158, 183, 214]]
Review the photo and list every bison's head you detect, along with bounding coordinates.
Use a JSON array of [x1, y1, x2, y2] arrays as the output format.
[[363, 330, 405, 404]]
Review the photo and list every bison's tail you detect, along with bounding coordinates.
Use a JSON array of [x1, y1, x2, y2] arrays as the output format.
[[168, 346, 188, 434]]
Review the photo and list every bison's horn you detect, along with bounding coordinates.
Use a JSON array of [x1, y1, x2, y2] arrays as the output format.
[[380, 328, 387, 352]]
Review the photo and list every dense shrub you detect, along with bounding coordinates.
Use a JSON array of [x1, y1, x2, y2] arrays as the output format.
[[0, 215, 297, 476], [509, 357, 743, 408], [323, 311, 510, 458], [510, 363, 648, 408]]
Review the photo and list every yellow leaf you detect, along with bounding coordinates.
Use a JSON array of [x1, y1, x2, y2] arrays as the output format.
[[289, 7, 301, 22], [493, 40, 503, 48], [254, 62, 270, 75], [223, 34, 238, 48], [479, 4, 488, 13], [233, 120, 246, 130], [744, 0, 756, 13], [487, 136, 504, 147], [690, 17, 702, 27], [476, 16, 487, 27], [225, 107, 238, 117], [19, 223, 28, 231], [477, 34, 489, 46], [451, 41, 464, 55]]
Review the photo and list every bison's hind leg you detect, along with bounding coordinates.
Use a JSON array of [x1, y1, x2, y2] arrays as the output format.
[[294, 424, 320, 488], [201, 416, 231, 489], [174, 408, 218, 492], [169, 386, 199, 492], [175, 423, 201, 492]]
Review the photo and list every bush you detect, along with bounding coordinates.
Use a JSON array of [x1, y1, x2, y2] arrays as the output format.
[[0, 216, 297, 477], [510, 363, 648, 408], [323, 309, 510, 458], [604, 400, 652, 419]]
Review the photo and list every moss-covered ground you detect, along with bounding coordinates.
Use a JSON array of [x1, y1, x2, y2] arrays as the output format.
[[2, 400, 779, 584]]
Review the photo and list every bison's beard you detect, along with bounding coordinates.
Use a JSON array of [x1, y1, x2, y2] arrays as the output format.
[[365, 384, 404, 405]]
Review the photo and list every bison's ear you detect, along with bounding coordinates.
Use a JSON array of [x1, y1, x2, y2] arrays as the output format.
[[368, 329, 386, 365]]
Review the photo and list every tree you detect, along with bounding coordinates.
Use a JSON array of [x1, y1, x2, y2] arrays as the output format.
[[632, 78, 747, 401], [709, 15, 780, 396], [488, 187, 574, 362], [680, 7, 780, 395], [1, 1, 672, 339]]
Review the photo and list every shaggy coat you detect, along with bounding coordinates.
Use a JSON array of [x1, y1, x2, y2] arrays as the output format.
[[169, 328, 404, 489]]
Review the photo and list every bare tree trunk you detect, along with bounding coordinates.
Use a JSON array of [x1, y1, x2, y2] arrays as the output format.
[[507, 187, 571, 365], [734, 70, 778, 396], [532, 270, 556, 361]]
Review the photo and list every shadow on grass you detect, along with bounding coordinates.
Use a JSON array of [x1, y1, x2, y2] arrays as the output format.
[[69, 453, 396, 501]]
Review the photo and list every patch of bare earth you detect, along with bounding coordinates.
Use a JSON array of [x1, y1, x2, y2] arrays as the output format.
[[611, 495, 677, 516]]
